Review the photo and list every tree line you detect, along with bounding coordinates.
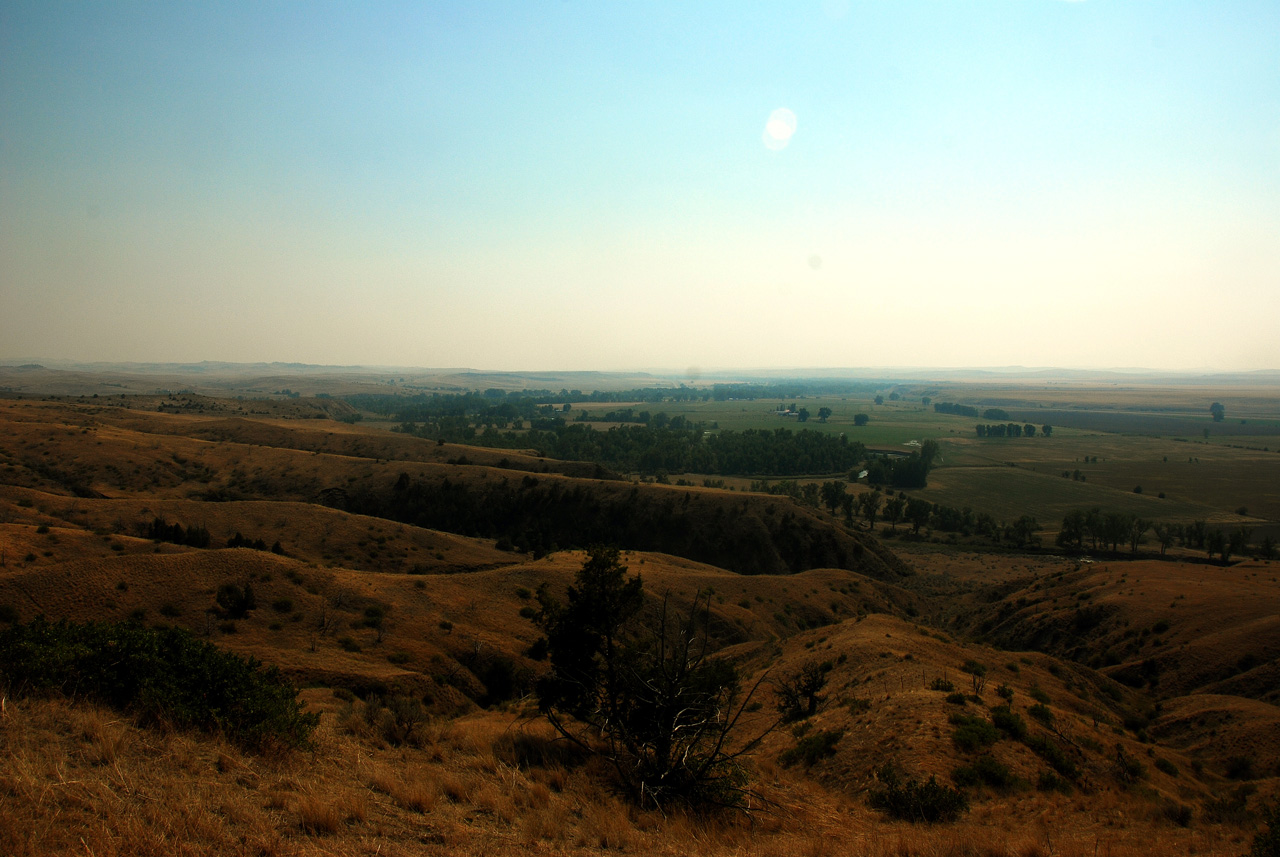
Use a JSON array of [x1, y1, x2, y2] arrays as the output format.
[[1055, 508, 1269, 562], [399, 419, 870, 478], [934, 402, 979, 417], [975, 423, 1052, 438], [339, 473, 885, 576]]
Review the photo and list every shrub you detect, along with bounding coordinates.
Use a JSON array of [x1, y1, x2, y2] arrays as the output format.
[[952, 753, 1022, 792], [338, 636, 362, 652], [779, 729, 844, 768], [1112, 743, 1147, 783], [1029, 684, 1050, 704], [1026, 735, 1077, 779], [945, 692, 967, 706], [1227, 755, 1257, 780], [869, 764, 968, 823], [0, 617, 316, 749], [215, 583, 256, 619], [1163, 800, 1193, 828], [1205, 784, 1256, 826], [950, 713, 999, 752], [1028, 703, 1053, 724], [1037, 770, 1073, 794], [1154, 756, 1179, 777], [930, 677, 955, 692], [990, 706, 1027, 740], [272, 598, 294, 614], [775, 661, 830, 721], [363, 694, 428, 746]]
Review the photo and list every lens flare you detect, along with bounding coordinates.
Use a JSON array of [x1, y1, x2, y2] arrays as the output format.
[[763, 107, 797, 150]]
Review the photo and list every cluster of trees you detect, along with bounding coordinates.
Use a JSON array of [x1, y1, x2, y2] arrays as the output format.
[[863, 440, 940, 489], [342, 473, 876, 576], [226, 532, 285, 555], [143, 516, 211, 548], [574, 407, 653, 424], [401, 420, 870, 478], [1056, 510, 1153, 553], [934, 402, 979, 417], [762, 480, 1037, 548], [709, 381, 881, 400], [853, 493, 1039, 546], [975, 424, 1052, 438], [1055, 509, 1267, 562]]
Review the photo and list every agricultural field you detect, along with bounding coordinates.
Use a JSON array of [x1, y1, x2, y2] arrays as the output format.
[[571, 381, 1280, 540]]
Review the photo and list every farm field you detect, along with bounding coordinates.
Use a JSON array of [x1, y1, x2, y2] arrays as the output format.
[[568, 380, 1280, 536]]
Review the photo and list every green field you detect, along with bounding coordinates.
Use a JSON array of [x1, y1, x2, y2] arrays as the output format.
[[585, 395, 976, 448], [576, 385, 1280, 537]]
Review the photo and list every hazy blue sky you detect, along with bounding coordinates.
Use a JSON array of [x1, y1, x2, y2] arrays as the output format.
[[3, 1, 1277, 372]]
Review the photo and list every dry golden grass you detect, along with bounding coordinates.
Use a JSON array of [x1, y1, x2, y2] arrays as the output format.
[[1, 649, 1271, 856]]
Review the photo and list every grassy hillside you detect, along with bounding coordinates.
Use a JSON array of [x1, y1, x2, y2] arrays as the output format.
[[1, 391, 1277, 856]]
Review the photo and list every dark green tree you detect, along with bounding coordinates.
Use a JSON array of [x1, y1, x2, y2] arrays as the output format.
[[534, 548, 768, 807], [860, 490, 883, 530], [820, 481, 846, 515], [884, 496, 905, 532], [1206, 528, 1226, 561], [906, 497, 932, 535], [1128, 518, 1150, 553], [853, 413, 869, 427], [817, 407, 832, 422], [1210, 402, 1225, 422]]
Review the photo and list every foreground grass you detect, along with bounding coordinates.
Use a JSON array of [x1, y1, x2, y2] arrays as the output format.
[[0, 693, 1261, 857]]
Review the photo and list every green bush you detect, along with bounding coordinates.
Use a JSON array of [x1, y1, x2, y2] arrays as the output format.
[[779, 728, 844, 768], [1026, 735, 1077, 779], [990, 705, 1027, 740], [950, 713, 999, 752], [1028, 702, 1053, 724], [1037, 770, 1073, 794], [1154, 756, 1179, 778], [0, 617, 316, 750], [869, 764, 968, 823], [952, 753, 1022, 792]]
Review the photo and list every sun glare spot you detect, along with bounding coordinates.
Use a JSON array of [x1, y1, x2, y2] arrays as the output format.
[[763, 108, 797, 150]]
